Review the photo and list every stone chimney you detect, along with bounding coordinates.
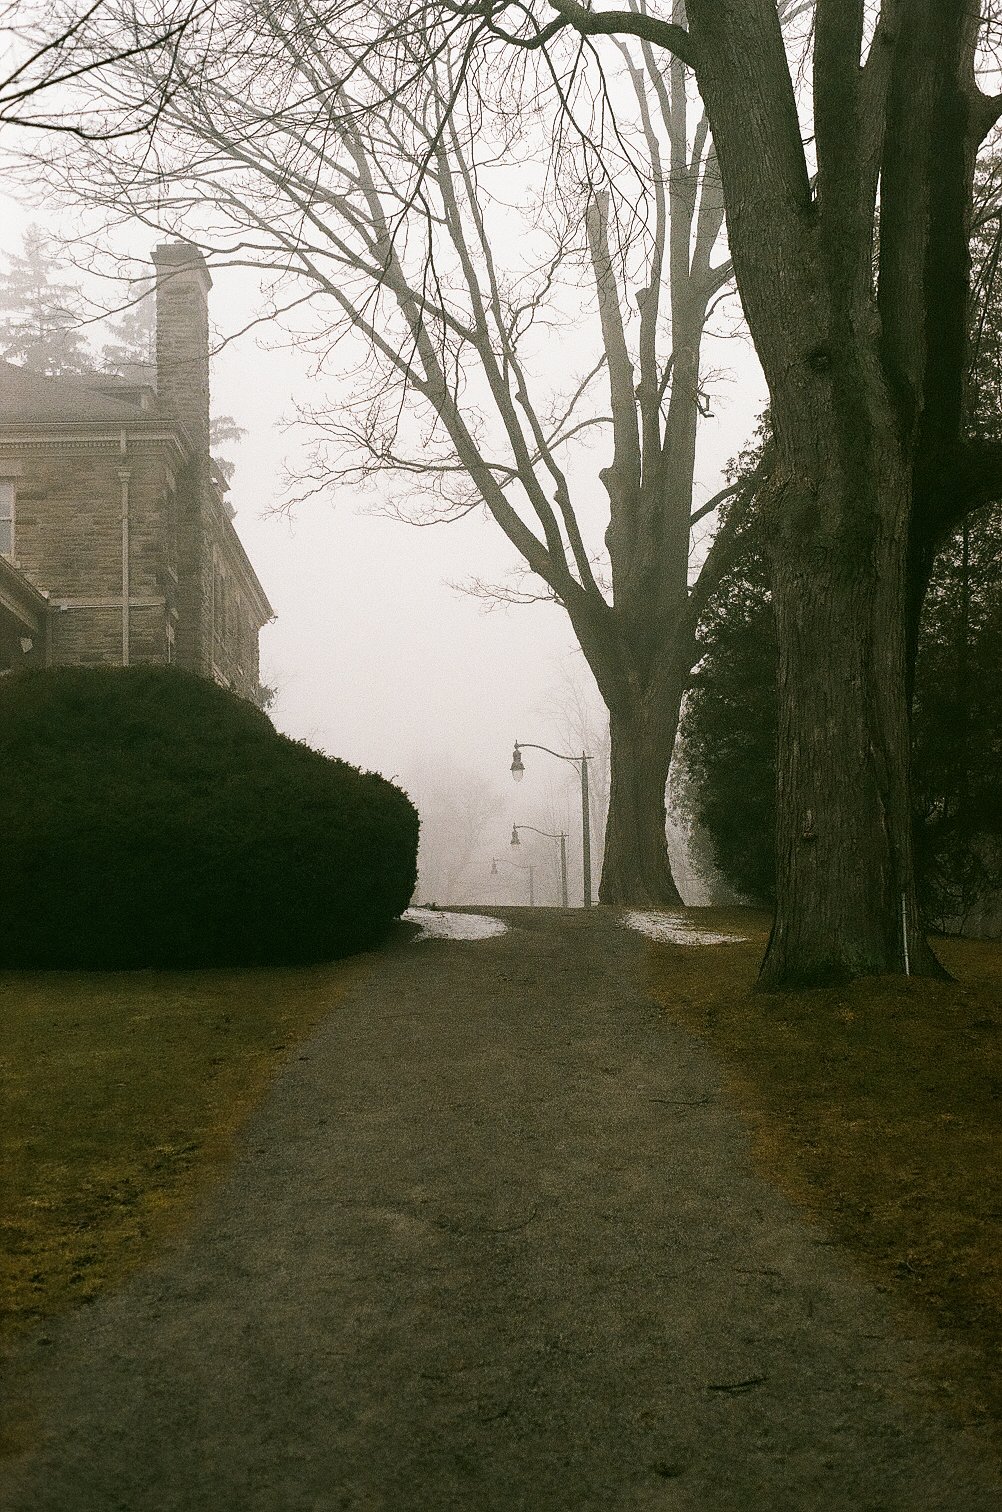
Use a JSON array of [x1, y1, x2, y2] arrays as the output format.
[[152, 242, 212, 464], [152, 241, 214, 675]]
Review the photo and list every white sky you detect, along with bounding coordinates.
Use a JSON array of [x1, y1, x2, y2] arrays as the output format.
[[1, 173, 767, 888], [213, 294, 764, 814]]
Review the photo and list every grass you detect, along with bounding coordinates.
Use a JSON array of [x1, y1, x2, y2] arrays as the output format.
[[646, 909, 1002, 1441], [1, 957, 364, 1356]]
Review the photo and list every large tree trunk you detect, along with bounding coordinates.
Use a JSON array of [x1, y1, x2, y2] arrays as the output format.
[[759, 411, 944, 987], [553, 0, 983, 982], [599, 687, 683, 907]]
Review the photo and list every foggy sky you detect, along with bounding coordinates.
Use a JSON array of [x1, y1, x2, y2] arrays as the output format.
[[0, 194, 767, 898]]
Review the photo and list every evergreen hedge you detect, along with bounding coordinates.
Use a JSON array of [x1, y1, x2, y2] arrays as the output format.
[[0, 666, 419, 968]]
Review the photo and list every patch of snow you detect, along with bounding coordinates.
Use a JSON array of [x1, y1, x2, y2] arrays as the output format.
[[623, 910, 748, 946], [404, 907, 508, 942]]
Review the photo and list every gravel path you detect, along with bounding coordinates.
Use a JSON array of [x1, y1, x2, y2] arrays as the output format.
[[2, 910, 999, 1511]]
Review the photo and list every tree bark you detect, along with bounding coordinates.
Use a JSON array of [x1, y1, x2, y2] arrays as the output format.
[[674, 0, 952, 985], [547, 0, 990, 980], [759, 397, 944, 987], [599, 687, 683, 907]]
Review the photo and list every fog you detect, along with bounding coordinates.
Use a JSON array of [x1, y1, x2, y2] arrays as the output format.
[[0, 192, 766, 904]]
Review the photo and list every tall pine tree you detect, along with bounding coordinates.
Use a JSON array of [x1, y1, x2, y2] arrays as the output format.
[[0, 227, 91, 375]]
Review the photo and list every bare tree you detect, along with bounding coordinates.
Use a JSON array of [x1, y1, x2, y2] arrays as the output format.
[[327, 0, 1002, 986], [0, 1, 211, 139], [536, 662, 612, 879], [544, 0, 1002, 984], [47, 0, 752, 906], [405, 756, 504, 904]]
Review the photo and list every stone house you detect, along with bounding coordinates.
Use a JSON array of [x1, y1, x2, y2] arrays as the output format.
[[0, 242, 272, 702]]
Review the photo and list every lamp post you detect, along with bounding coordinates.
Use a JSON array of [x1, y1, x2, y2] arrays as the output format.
[[511, 824, 568, 908], [510, 742, 592, 907], [491, 855, 535, 906]]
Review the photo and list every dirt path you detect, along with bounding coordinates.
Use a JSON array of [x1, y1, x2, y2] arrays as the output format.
[[2, 911, 999, 1510]]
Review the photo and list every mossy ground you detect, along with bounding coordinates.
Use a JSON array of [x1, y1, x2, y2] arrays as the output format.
[[646, 910, 1002, 1441], [1, 958, 362, 1351]]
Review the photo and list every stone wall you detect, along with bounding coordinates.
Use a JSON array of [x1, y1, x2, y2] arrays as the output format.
[[1, 434, 180, 671], [0, 242, 271, 701], [207, 493, 267, 701], [0, 425, 268, 695]]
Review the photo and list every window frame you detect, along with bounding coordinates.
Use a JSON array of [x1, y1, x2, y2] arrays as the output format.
[[0, 478, 15, 560]]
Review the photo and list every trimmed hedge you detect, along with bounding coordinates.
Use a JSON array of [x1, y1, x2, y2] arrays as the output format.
[[0, 666, 418, 968]]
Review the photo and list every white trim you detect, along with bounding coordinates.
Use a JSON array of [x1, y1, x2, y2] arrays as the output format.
[[0, 430, 186, 456], [53, 595, 165, 610], [0, 477, 15, 561], [0, 584, 43, 632]]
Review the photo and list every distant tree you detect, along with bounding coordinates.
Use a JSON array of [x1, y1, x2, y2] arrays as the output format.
[[405, 758, 505, 905], [909, 177, 1002, 929], [207, 415, 247, 485], [100, 279, 155, 373], [538, 665, 612, 880], [0, 225, 91, 374]]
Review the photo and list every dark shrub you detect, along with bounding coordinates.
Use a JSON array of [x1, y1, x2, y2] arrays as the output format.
[[0, 666, 419, 968]]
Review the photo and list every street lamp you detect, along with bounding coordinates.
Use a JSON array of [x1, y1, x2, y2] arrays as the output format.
[[510, 741, 592, 907], [491, 854, 535, 906], [511, 824, 568, 908]]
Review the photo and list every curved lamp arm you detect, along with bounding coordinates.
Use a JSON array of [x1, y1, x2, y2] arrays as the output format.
[[512, 740, 589, 772], [512, 822, 569, 907], [509, 738, 592, 907]]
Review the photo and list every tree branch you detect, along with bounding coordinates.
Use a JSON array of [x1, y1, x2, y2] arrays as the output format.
[[586, 188, 642, 509], [689, 478, 742, 527], [546, 0, 695, 67]]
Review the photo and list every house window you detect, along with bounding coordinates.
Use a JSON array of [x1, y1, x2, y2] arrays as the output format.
[[0, 479, 14, 558]]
